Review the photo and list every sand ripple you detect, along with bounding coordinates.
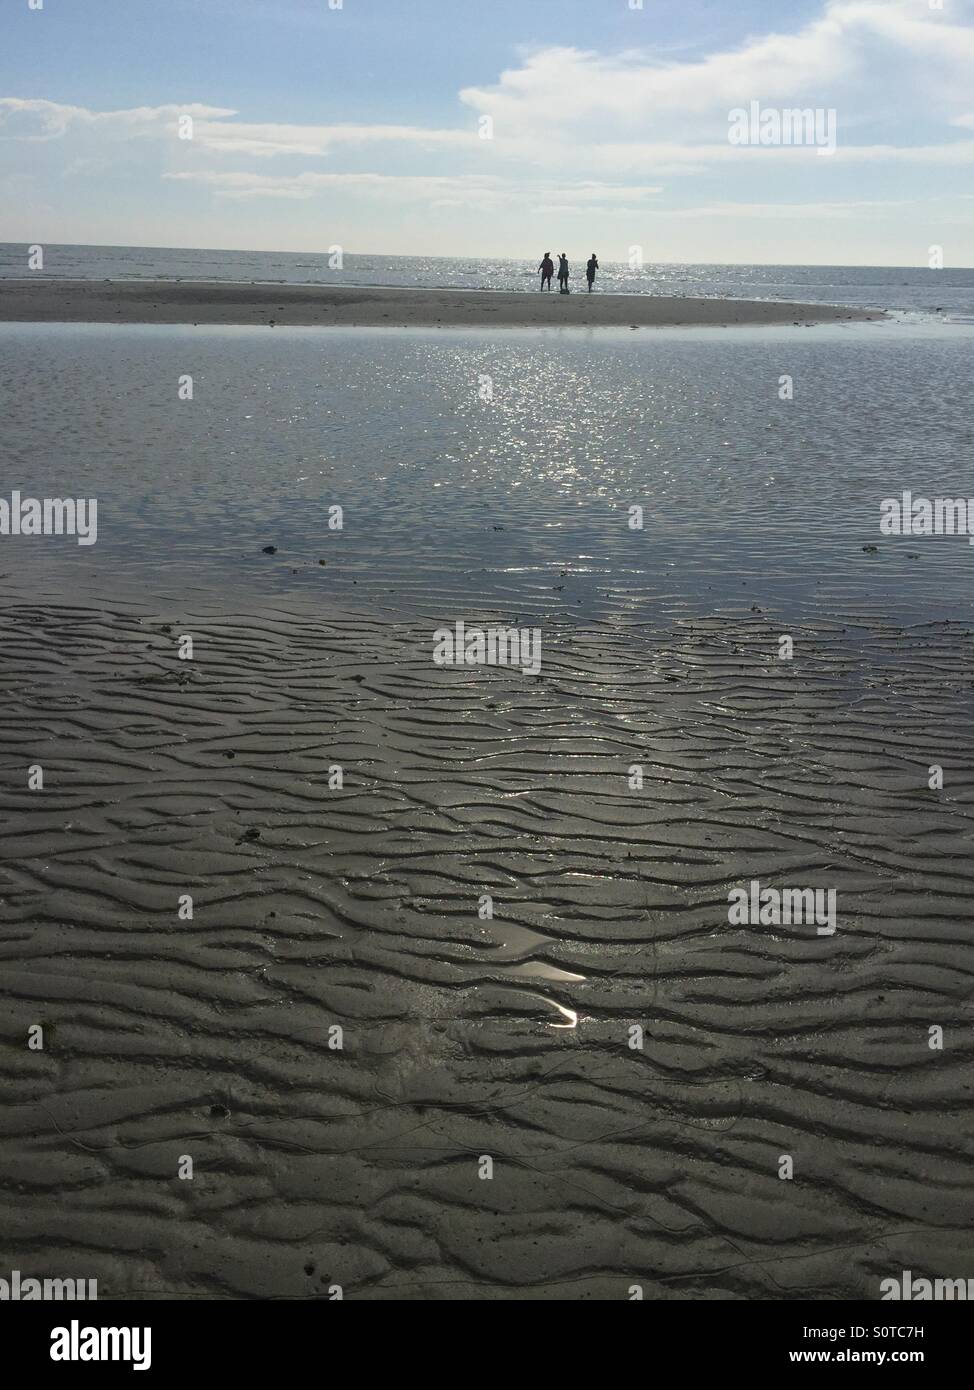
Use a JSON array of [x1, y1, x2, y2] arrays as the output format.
[[2, 596, 973, 1298]]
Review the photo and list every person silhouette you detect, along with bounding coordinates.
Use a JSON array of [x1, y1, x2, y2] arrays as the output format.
[[586, 253, 599, 292], [539, 252, 554, 291], [557, 253, 569, 293]]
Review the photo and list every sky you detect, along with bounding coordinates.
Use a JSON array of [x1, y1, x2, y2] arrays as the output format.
[[1, 0, 973, 266]]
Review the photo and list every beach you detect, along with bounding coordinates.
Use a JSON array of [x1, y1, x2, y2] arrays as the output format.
[[0, 279, 883, 328], [3, 0, 974, 1331], [1, 317, 973, 1299], [3, 581, 973, 1300]]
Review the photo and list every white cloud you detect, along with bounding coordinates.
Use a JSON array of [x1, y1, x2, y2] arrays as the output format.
[[2, 0, 973, 259], [0, 97, 236, 143], [459, 0, 974, 137], [665, 197, 914, 220], [583, 137, 974, 177], [166, 169, 664, 212], [191, 119, 476, 158], [166, 169, 505, 202]]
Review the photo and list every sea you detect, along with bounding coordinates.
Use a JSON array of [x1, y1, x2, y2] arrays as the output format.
[[1, 244, 973, 627], [2, 242, 973, 319], [0, 316, 972, 631]]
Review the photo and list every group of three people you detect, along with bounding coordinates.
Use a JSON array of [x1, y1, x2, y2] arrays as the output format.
[[538, 252, 598, 293]]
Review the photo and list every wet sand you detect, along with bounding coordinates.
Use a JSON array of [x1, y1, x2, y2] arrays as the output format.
[[1, 319, 970, 1301], [0, 279, 883, 328], [1, 588, 971, 1299]]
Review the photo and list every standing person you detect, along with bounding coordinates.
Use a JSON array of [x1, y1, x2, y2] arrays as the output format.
[[586, 252, 599, 292], [557, 253, 570, 293], [539, 252, 554, 291]]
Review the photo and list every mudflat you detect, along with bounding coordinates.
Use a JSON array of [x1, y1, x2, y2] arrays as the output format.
[[0, 278, 884, 328]]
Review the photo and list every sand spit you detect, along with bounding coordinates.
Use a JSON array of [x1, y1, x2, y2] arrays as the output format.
[[0, 279, 884, 329], [0, 593, 971, 1299]]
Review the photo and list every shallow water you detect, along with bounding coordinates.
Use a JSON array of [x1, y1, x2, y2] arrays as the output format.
[[3, 320, 974, 629]]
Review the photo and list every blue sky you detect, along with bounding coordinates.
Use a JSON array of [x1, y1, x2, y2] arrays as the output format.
[[2, 0, 973, 264]]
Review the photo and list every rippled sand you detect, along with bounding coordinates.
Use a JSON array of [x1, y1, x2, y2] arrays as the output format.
[[1, 321, 972, 1299], [1, 589, 973, 1298]]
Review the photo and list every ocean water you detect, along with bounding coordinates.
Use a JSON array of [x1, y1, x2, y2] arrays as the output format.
[[2, 318, 973, 628], [2, 242, 973, 317]]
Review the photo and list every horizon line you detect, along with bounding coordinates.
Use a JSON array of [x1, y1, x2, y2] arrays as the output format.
[[1, 239, 971, 272]]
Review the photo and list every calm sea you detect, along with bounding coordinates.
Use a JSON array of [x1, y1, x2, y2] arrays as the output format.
[[2, 318, 973, 629], [1, 243, 972, 318]]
